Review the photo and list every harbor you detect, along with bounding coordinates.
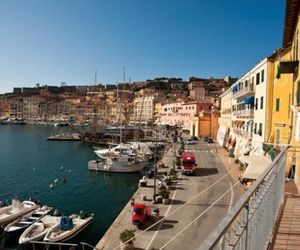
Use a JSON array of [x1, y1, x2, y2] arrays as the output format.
[[0, 125, 144, 248]]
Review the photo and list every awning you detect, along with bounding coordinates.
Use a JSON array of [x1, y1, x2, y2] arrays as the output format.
[[232, 84, 238, 92], [239, 156, 272, 180], [243, 97, 255, 104]]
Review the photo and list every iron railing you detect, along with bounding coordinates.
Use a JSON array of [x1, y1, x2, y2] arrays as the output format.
[[200, 146, 287, 250], [29, 241, 96, 250]]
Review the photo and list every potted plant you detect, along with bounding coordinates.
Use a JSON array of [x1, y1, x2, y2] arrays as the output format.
[[119, 229, 135, 250], [169, 168, 177, 179], [159, 189, 170, 204], [165, 178, 172, 189]]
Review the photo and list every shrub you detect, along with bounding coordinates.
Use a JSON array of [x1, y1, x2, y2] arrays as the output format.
[[159, 189, 170, 199], [165, 178, 172, 186], [119, 229, 135, 243]]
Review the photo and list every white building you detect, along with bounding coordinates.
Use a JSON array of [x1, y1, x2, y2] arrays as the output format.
[[217, 88, 232, 146], [133, 96, 155, 123], [230, 58, 271, 157]]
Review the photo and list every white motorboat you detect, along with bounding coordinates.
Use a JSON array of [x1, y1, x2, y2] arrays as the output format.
[[0, 199, 39, 226], [88, 155, 148, 173], [5, 205, 52, 238], [94, 142, 153, 160], [19, 212, 61, 244], [43, 213, 93, 242]]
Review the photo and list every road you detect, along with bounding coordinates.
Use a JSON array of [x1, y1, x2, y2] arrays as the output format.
[[142, 139, 241, 250]]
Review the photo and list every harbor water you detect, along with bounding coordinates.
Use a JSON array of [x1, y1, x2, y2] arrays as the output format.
[[0, 125, 143, 248]]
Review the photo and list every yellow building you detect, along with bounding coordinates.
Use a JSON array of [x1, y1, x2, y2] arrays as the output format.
[[270, 0, 300, 191]]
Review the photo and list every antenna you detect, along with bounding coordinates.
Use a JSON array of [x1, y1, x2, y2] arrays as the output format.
[[94, 69, 97, 84], [123, 66, 126, 84]]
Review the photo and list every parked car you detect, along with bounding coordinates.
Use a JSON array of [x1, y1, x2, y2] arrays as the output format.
[[208, 137, 214, 143], [132, 203, 150, 228], [186, 139, 195, 145], [204, 137, 209, 142], [191, 136, 198, 141]]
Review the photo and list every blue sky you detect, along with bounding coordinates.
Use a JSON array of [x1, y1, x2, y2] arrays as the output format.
[[0, 0, 284, 94]]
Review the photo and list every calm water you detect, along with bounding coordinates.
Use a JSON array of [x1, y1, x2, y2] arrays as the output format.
[[0, 125, 142, 248]]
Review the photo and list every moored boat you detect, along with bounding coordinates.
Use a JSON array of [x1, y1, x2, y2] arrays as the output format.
[[0, 199, 39, 226], [43, 212, 93, 243], [19, 210, 62, 245], [88, 155, 148, 173], [4, 205, 52, 238]]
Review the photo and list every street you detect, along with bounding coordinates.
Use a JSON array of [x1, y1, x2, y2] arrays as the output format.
[[142, 139, 241, 250]]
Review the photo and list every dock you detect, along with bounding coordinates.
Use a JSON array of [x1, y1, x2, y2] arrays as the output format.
[[47, 133, 81, 141], [95, 142, 180, 250]]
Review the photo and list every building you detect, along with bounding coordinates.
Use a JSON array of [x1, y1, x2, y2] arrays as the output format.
[[230, 58, 273, 158], [133, 96, 155, 123], [272, 0, 300, 191], [160, 101, 211, 130], [217, 88, 232, 146]]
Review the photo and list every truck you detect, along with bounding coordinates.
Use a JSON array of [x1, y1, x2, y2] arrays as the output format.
[[132, 203, 150, 228], [182, 152, 197, 175]]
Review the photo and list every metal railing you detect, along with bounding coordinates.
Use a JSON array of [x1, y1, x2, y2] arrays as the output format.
[[233, 84, 254, 99], [200, 146, 288, 250], [29, 241, 96, 250]]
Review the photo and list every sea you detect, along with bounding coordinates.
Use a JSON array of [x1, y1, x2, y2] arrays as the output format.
[[0, 124, 144, 248]]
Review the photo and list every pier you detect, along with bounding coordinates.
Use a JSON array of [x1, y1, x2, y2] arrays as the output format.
[[47, 133, 81, 141]]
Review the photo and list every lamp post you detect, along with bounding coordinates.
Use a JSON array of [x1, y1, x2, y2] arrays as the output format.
[[153, 128, 157, 203], [210, 107, 215, 138]]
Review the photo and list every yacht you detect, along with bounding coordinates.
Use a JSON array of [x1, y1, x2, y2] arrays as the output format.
[[88, 154, 148, 173], [43, 213, 93, 242], [4, 205, 52, 238], [19, 212, 62, 244], [0, 199, 39, 226]]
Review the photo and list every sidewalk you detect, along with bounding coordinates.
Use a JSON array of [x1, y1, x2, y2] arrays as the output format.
[[95, 142, 181, 250]]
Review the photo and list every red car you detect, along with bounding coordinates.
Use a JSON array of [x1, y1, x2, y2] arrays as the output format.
[[132, 203, 150, 228]]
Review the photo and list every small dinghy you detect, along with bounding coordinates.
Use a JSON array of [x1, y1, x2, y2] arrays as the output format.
[[4, 205, 52, 238], [19, 210, 62, 245], [0, 199, 39, 226], [43, 212, 93, 242]]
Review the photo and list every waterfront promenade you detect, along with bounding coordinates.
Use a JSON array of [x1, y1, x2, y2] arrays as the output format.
[[96, 139, 241, 250]]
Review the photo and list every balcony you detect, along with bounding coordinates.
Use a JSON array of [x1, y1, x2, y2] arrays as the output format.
[[276, 60, 299, 79], [233, 84, 254, 99], [236, 109, 254, 118]]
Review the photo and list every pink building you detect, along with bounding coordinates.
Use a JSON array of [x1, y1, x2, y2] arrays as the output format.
[[160, 101, 211, 130]]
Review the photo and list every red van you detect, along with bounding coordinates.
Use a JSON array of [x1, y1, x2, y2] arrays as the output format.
[[182, 152, 197, 175]]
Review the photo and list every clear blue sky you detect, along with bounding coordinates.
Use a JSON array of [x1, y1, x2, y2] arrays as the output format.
[[0, 0, 285, 94]]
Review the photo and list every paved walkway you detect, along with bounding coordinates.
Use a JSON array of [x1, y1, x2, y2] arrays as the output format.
[[95, 142, 181, 250], [273, 193, 300, 250]]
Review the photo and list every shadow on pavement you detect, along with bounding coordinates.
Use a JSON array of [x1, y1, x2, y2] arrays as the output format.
[[194, 168, 218, 176]]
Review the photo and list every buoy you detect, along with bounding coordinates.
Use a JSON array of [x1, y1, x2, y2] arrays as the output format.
[[49, 183, 54, 189], [33, 168, 36, 171], [60, 166, 64, 171], [54, 179, 58, 184], [69, 169, 72, 173]]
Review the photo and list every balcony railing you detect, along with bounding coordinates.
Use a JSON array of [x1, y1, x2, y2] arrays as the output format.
[[233, 84, 254, 99], [200, 147, 287, 250], [232, 109, 254, 118]]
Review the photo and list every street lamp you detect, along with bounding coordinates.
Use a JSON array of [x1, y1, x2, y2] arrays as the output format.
[[153, 128, 158, 203], [210, 106, 215, 138]]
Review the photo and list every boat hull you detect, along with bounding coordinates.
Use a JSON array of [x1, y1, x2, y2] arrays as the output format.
[[88, 160, 147, 173], [44, 217, 93, 243]]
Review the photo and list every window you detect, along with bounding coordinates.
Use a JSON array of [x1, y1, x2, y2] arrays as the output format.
[[245, 80, 248, 88], [276, 129, 280, 144], [254, 123, 257, 134], [256, 73, 260, 85], [255, 98, 258, 110], [276, 98, 280, 111], [261, 70, 264, 82], [260, 96, 264, 109], [258, 123, 263, 136]]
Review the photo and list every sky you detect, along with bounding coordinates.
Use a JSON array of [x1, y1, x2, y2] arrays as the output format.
[[0, 0, 285, 94]]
